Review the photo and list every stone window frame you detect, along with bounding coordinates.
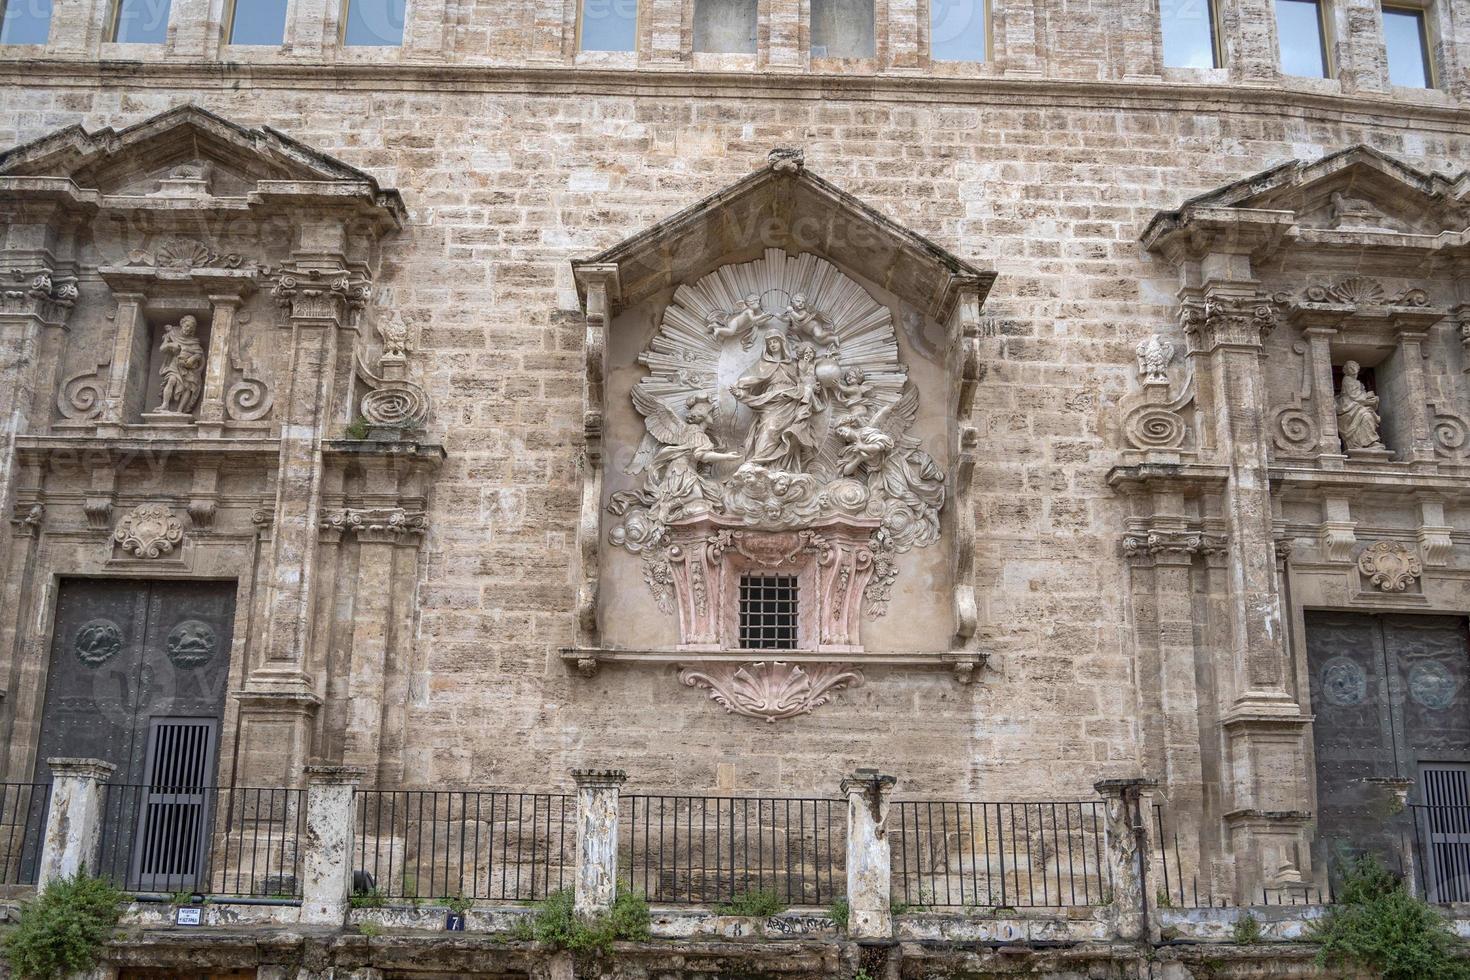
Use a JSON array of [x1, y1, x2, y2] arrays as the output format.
[[1274, 0, 1335, 79], [1381, 0, 1439, 89]]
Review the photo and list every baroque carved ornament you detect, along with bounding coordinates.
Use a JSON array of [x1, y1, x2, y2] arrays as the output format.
[[113, 503, 185, 559], [1356, 541, 1423, 593], [677, 661, 865, 723], [607, 250, 945, 623]]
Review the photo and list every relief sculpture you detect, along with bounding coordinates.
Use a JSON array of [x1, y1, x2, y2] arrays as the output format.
[[608, 250, 945, 620]]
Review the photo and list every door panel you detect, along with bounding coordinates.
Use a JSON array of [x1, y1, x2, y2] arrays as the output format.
[[1385, 616, 1470, 770]]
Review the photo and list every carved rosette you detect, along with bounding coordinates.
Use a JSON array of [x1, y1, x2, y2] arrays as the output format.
[[677, 661, 864, 723], [667, 515, 877, 653], [1357, 541, 1423, 593], [112, 504, 185, 559]]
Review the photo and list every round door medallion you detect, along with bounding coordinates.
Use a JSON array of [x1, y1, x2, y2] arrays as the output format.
[[1320, 656, 1367, 707], [166, 619, 217, 669], [1409, 661, 1458, 710], [74, 619, 123, 668]]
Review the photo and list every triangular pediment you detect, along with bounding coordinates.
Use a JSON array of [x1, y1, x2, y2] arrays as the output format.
[[572, 150, 993, 322], [0, 105, 403, 223], [1143, 145, 1470, 250]]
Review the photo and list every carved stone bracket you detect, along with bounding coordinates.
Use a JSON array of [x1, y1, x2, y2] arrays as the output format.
[[321, 507, 428, 540], [1122, 528, 1227, 562], [677, 660, 864, 722]]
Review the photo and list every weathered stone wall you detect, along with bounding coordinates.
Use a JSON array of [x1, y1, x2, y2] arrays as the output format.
[[2, 62, 1469, 801]]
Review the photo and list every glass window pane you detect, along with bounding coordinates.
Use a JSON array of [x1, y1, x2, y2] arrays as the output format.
[[694, 0, 755, 54], [229, 0, 289, 45], [1383, 7, 1431, 87], [343, 0, 404, 46], [0, 0, 54, 44], [931, 0, 986, 62], [1161, 0, 1218, 68], [112, 0, 171, 43], [811, 0, 874, 58], [1276, 0, 1328, 77], [580, 0, 637, 51]]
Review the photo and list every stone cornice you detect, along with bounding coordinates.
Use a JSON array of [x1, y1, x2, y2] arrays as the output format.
[[4, 61, 1470, 129]]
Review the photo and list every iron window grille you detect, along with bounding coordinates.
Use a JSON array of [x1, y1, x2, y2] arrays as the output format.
[[738, 575, 799, 650]]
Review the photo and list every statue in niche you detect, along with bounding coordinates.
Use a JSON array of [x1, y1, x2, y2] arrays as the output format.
[[1336, 360, 1386, 452], [609, 250, 950, 618], [155, 315, 205, 415], [731, 336, 828, 475]]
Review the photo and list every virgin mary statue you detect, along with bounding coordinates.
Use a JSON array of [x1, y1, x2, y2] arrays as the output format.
[[730, 335, 827, 474]]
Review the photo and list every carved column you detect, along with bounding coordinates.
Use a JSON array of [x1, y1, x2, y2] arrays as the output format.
[[196, 293, 243, 436], [98, 291, 148, 436], [1393, 323, 1437, 466], [1095, 778, 1156, 941], [1301, 325, 1343, 465], [572, 265, 619, 649]]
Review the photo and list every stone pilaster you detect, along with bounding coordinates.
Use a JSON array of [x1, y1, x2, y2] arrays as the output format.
[[300, 765, 364, 925], [996, 0, 1040, 75], [1331, 0, 1390, 93], [572, 769, 626, 915], [1094, 778, 1156, 941], [841, 769, 895, 940], [1301, 325, 1344, 466], [1393, 324, 1437, 466], [195, 293, 243, 436], [98, 290, 148, 435], [1224, 0, 1280, 84], [571, 265, 619, 649], [764, 0, 803, 68], [38, 758, 115, 887]]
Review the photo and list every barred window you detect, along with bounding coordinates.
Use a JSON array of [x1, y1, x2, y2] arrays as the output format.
[[739, 575, 799, 650]]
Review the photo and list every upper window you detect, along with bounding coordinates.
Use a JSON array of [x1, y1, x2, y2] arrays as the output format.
[[931, 0, 987, 62], [342, 0, 404, 46], [109, 0, 171, 43], [1275, 0, 1330, 77], [811, 0, 875, 58], [694, 0, 755, 53], [1161, 0, 1219, 68], [227, 0, 289, 45], [580, 0, 637, 51], [0, 0, 53, 43], [1383, 5, 1433, 87]]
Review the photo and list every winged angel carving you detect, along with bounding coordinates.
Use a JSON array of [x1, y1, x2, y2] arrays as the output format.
[[608, 249, 946, 617]]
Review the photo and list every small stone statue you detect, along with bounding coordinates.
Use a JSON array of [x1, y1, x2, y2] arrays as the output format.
[[156, 315, 206, 415], [1135, 334, 1174, 384], [781, 293, 837, 347], [708, 295, 773, 347], [1335, 360, 1386, 452]]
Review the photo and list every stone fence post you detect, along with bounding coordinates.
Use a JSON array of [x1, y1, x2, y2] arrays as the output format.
[[300, 765, 364, 925], [38, 758, 115, 888], [842, 768, 896, 940], [573, 769, 626, 915], [1095, 778, 1157, 941]]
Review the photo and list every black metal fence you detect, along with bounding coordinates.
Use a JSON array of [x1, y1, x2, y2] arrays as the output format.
[[890, 800, 1110, 908], [619, 795, 846, 905], [1153, 805, 1331, 908], [353, 790, 574, 901], [96, 785, 304, 898], [0, 783, 48, 886]]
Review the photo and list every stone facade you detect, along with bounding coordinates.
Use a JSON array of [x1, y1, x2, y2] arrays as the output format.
[[3, 0, 1470, 929]]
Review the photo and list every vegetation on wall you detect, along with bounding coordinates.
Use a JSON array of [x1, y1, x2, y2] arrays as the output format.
[[2, 873, 125, 980], [715, 889, 787, 916], [515, 889, 651, 956], [1312, 856, 1470, 980]]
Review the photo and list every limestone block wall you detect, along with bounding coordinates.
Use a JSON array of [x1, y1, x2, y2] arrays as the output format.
[[2, 0, 1470, 823]]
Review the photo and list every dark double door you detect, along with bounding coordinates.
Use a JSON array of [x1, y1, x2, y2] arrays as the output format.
[[1306, 612, 1470, 897], [34, 579, 236, 890]]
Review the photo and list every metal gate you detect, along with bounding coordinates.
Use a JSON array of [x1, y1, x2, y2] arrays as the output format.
[[128, 718, 218, 893], [1306, 612, 1470, 893]]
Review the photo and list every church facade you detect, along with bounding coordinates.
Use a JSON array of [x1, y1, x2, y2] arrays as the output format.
[[4, 0, 1470, 972]]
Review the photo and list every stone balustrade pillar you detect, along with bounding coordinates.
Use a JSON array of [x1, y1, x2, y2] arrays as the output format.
[[573, 769, 626, 915], [1095, 778, 1157, 941], [842, 769, 896, 940], [38, 758, 115, 887], [300, 765, 364, 925]]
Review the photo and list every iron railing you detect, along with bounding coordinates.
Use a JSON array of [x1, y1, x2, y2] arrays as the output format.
[[353, 790, 574, 901], [1408, 803, 1470, 904], [619, 795, 846, 905], [0, 783, 48, 886], [96, 785, 304, 898], [1153, 804, 1331, 908], [890, 800, 1110, 908]]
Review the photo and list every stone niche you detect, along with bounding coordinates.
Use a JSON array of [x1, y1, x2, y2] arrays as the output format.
[[567, 149, 993, 711]]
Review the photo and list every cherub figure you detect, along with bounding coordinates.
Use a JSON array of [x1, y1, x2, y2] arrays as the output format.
[[780, 293, 837, 347], [832, 366, 874, 415], [708, 295, 773, 348], [627, 388, 741, 522]]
